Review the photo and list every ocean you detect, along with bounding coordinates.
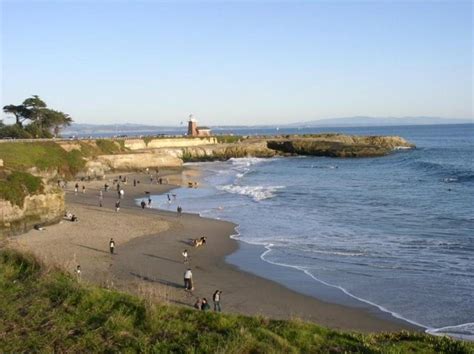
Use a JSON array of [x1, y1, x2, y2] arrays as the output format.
[[151, 124, 474, 340]]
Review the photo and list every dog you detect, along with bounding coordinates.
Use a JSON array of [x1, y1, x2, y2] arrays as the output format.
[[193, 237, 207, 248]]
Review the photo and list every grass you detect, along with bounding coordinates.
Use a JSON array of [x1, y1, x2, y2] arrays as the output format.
[[0, 171, 43, 207], [0, 249, 472, 353], [0, 140, 131, 179], [0, 142, 86, 177]]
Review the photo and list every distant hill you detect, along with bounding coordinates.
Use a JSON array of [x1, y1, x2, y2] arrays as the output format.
[[286, 116, 472, 127], [63, 117, 473, 136], [62, 123, 184, 136]]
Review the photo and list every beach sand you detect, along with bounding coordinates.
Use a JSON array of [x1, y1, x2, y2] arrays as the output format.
[[9, 169, 419, 333]]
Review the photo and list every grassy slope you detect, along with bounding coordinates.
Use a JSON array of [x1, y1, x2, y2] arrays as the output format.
[[0, 171, 44, 207], [0, 140, 129, 177], [0, 250, 472, 353]]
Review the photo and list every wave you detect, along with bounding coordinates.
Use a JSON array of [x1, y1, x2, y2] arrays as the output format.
[[427, 322, 474, 341], [229, 232, 474, 340], [410, 160, 474, 183], [297, 165, 339, 169], [218, 184, 285, 202]]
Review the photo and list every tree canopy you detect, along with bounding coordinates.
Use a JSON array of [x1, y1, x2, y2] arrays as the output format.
[[2, 95, 72, 138]]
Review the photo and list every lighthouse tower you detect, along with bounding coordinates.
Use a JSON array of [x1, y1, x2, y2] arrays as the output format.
[[187, 115, 198, 136]]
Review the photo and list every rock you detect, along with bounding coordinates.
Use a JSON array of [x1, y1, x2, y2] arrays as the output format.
[[0, 189, 65, 237], [266, 134, 414, 158]]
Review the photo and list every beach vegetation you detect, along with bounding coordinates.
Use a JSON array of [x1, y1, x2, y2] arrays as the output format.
[[1, 249, 472, 353], [215, 135, 243, 144], [0, 142, 85, 177], [0, 171, 43, 207], [95, 139, 122, 154]]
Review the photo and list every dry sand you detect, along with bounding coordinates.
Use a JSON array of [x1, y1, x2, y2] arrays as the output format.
[[9, 169, 419, 333]]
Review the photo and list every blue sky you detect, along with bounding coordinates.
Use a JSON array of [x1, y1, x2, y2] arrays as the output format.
[[1, 1, 472, 125]]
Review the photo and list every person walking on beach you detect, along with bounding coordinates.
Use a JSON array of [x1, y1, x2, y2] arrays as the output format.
[[184, 268, 193, 290], [167, 194, 171, 203], [141, 200, 146, 209], [109, 238, 115, 254], [104, 183, 109, 192], [182, 249, 188, 264], [213, 290, 222, 312], [148, 196, 152, 207], [115, 200, 120, 212], [82, 185, 86, 194], [74, 183, 79, 195], [133, 179, 136, 187], [177, 206, 182, 216], [75, 265, 81, 279]]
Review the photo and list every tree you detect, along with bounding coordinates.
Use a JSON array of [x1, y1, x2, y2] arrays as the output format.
[[2, 104, 31, 127], [1, 95, 73, 138]]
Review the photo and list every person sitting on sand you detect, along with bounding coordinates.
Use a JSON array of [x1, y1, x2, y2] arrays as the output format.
[[33, 224, 45, 231], [71, 214, 78, 222], [201, 298, 210, 311], [64, 211, 73, 220], [194, 298, 202, 310]]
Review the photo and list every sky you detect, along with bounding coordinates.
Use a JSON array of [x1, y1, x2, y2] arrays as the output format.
[[1, 0, 472, 126]]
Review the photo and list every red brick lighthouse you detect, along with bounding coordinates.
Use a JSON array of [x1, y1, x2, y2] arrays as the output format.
[[187, 114, 211, 137]]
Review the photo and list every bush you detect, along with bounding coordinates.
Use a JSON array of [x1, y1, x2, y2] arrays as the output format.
[[0, 124, 32, 139]]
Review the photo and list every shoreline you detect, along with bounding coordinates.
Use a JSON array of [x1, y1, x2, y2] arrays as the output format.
[[10, 168, 420, 333]]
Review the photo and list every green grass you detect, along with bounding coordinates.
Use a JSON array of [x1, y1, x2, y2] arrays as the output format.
[[0, 140, 130, 178], [95, 139, 122, 154], [1, 249, 472, 353], [0, 142, 85, 177], [0, 171, 44, 207]]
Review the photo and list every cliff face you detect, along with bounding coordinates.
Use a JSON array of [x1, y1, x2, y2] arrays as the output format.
[[0, 188, 65, 237], [124, 137, 217, 150], [82, 152, 182, 177], [267, 135, 414, 158]]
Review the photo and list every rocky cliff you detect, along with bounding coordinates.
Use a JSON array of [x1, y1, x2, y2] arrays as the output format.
[[267, 135, 414, 158], [0, 188, 65, 237]]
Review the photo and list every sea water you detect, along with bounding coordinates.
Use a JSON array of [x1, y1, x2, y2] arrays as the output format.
[[152, 124, 474, 340]]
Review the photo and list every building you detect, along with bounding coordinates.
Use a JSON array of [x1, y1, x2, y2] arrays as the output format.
[[187, 115, 212, 137]]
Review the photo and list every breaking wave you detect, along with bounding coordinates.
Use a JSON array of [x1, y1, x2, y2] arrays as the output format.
[[218, 184, 285, 202]]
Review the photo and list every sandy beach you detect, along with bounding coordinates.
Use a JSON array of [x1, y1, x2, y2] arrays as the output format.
[[9, 168, 419, 333]]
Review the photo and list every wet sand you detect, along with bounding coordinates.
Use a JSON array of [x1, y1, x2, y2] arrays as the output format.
[[10, 169, 419, 333]]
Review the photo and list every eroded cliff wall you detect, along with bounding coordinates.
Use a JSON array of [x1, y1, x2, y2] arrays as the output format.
[[0, 189, 65, 237]]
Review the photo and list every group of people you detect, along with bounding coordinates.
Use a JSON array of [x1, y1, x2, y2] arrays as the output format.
[[194, 290, 222, 312], [69, 172, 226, 313], [74, 183, 86, 195]]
